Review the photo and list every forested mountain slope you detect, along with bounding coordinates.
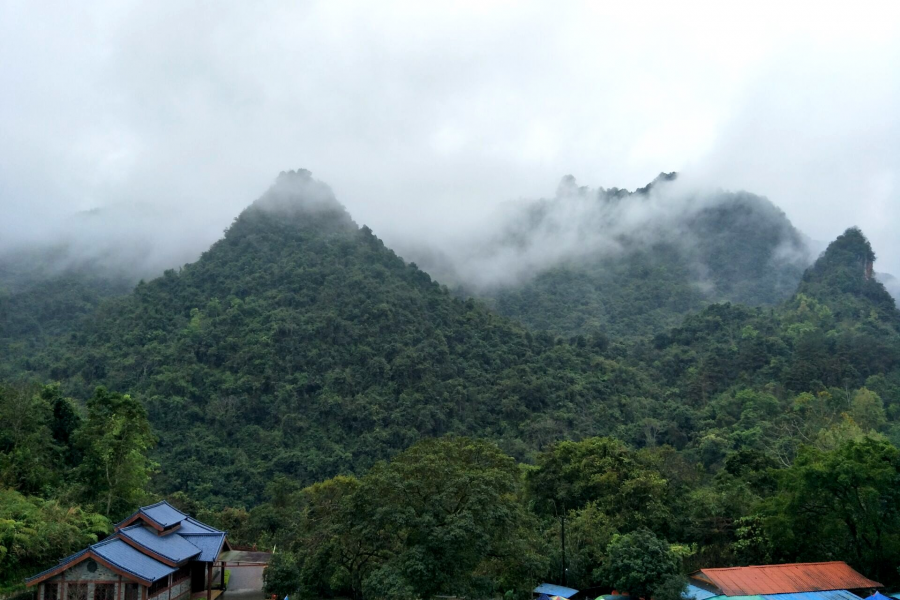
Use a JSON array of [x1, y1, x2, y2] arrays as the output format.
[[3, 171, 652, 505], [5, 172, 900, 600], [3, 171, 899, 516], [409, 174, 811, 338], [0, 251, 132, 377], [624, 227, 900, 458]]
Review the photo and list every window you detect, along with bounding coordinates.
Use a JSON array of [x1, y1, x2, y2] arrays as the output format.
[[44, 583, 59, 600], [124, 584, 139, 600], [173, 565, 190, 584], [67, 584, 87, 600], [148, 577, 169, 598], [94, 584, 115, 600]]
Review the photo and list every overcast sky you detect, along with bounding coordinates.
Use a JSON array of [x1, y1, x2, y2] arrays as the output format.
[[1, 1, 899, 273]]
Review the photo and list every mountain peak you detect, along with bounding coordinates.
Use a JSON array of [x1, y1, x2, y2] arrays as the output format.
[[235, 169, 356, 235], [807, 227, 876, 282], [797, 226, 897, 321], [253, 169, 345, 215]]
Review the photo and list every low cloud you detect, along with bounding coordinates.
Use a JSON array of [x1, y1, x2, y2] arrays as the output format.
[[0, 2, 897, 285]]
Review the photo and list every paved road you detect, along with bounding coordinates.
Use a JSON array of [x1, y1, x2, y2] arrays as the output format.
[[221, 551, 271, 600], [223, 566, 265, 600]]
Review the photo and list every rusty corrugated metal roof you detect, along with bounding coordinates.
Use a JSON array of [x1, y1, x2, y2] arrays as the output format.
[[693, 562, 882, 596]]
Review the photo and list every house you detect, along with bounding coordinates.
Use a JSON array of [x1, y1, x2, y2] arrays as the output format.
[[686, 562, 882, 600], [26, 501, 232, 600]]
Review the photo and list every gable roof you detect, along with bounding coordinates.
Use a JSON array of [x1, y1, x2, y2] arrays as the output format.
[[28, 501, 227, 587], [25, 538, 176, 586], [118, 525, 202, 564], [179, 533, 227, 562], [116, 500, 189, 531], [91, 538, 177, 583], [693, 563, 882, 596]]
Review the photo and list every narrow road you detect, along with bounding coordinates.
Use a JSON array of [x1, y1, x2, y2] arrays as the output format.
[[220, 551, 272, 600]]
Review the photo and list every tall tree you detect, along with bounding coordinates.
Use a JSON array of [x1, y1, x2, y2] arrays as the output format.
[[0, 384, 57, 494], [360, 437, 537, 600], [75, 387, 156, 519], [527, 437, 670, 586], [603, 529, 683, 600], [758, 437, 900, 584]]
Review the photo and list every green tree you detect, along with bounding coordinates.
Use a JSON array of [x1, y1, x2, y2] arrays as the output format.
[[0, 384, 57, 494], [359, 437, 534, 600], [758, 437, 900, 584], [75, 387, 156, 518], [603, 529, 682, 600], [527, 437, 670, 587], [0, 488, 108, 590], [263, 552, 301, 598], [850, 387, 887, 432]]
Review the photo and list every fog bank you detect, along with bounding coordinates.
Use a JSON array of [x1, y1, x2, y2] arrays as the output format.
[[1, 1, 898, 280]]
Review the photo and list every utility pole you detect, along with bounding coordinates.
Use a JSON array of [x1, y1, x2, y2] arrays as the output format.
[[561, 511, 567, 586]]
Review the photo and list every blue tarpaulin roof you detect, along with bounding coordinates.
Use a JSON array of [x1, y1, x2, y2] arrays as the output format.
[[534, 584, 579, 598], [686, 585, 719, 600], [761, 592, 863, 600], [867, 594, 892, 600]]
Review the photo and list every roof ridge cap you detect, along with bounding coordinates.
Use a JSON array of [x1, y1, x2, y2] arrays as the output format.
[[705, 561, 848, 571], [180, 535, 204, 554]]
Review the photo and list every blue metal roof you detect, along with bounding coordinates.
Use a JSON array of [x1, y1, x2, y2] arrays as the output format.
[[141, 501, 188, 528], [760, 593, 863, 600], [30, 502, 226, 586], [118, 525, 201, 563], [25, 548, 90, 583], [178, 517, 223, 535], [92, 538, 175, 583], [180, 533, 226, 562], [534, 584, 579, 598]]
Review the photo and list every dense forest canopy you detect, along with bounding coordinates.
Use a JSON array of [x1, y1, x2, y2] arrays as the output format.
[[3, 171, 900, 599], [403, 172, 812, 338]]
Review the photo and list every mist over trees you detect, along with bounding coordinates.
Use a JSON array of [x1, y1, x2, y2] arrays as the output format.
[[3, 171, 900, 599]]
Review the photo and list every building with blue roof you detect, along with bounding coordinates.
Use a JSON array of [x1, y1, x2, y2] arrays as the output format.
[[26, 501, 231, 600]]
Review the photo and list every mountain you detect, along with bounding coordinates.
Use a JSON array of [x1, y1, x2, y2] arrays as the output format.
[[4, 171, 900, 511], [4, 170, 652, 505], [6, 172, 900, 598], [406, 173, 811, 338], [629, 226, 900, 449], [0, 250, 133, 374]]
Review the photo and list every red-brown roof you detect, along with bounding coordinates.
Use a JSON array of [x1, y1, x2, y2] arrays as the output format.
[[694, 562, 882, 596]]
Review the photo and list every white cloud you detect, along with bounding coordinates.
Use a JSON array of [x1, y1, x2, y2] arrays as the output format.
[[0, 0, 898, 275]]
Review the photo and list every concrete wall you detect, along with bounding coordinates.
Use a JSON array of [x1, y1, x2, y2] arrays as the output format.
[[42, 559, 192, 600], [43, 559, 125, 600], [159, 577, 190, 600]]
